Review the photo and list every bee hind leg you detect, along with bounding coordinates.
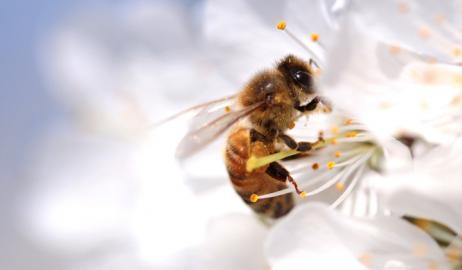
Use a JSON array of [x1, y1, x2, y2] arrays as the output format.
[[279, 134, 312, 152], [266, 162, 303, 194]]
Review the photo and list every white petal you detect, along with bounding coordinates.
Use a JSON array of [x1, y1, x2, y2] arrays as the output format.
[[372, 170, 462, 234], [200, 214, 269, 270], [352, 0, 462, 64], [265, 203, 449, 270]]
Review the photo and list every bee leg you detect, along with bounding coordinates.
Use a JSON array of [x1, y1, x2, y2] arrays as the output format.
[[250, 129, 270, 143], [295, 96, 320, 112], [279, 134, 312, 152], [266, 162, 303, 194]]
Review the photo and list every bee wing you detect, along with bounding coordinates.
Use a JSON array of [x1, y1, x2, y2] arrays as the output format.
[[154, 94, 238, 127], [176, 101, 265, 159]]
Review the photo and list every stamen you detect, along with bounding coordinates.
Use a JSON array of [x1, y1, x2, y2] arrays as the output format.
[[311, 162, 320, 170], [327, 161, 336, 169], [275, 20, 323, 65], [418, 27, 431, 39], [335, 181, 345, 192], [330, 126, 339, 134], [250, 194, 259, 203], [428, 261, 438, 270], [345, 131, 358, 138], [310, 32, 320, 42], [329, 151, 372, 209], [224, 106, 231, 113], [344, 118, 354, 125], [452, 47, 462, 58], [276, 20, 286, 30], [299, 191, 307, 198], [335, 151, 342, 158], [358, 252, 372, 267]]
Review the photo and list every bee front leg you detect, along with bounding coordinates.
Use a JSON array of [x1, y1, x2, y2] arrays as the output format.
[[295, 96, 332, 113], [266, 162, 303, 194], [279, 134, 312, 152]]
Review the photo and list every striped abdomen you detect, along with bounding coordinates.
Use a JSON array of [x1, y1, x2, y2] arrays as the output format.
[[224, 128, 294, 218]]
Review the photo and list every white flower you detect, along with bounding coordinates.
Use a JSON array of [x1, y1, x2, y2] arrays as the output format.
[[350, 0, 462, 64], [319, 13, 462, 146], [25, 0, 462, 269], [266, 203, 450, 270]]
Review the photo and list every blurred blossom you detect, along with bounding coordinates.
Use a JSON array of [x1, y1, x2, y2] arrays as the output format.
[[15, 0, 462, 270]]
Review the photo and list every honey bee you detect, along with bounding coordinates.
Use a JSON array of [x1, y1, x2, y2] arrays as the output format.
[[170, 55, 329, 218]]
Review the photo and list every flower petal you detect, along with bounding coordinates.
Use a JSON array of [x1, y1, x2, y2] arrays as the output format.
[[265, 203, 450, 270]]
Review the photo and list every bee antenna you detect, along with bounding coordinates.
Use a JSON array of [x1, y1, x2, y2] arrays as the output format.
[[276, 20, 325, 68]]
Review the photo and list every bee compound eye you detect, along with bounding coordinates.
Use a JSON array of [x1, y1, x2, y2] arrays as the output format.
[[292, 70, 311, 87]]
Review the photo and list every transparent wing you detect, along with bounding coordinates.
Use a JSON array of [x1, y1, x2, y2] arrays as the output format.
[[153, 94, 238, 127], [176, 101, 265, 159]]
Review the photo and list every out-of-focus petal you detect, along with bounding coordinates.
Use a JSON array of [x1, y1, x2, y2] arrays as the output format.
[[203, 0, 335, 84], [351, 0, 462, 64], [320, 16, 462, 145], [22, 125, 135, 254], [265, 203, 449, 270]]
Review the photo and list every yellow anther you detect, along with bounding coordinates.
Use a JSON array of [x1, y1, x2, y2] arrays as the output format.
[[311, 162, 320, 170], [344, 118, 353, 125], [388, 45, 401, 55], [276, 20, 286, 30], [310, 32, 319, 42], [452, 47, 462, 57], [345, 131, 358, 138], [335, 182, 345, 192], [327, 161, 336, 170], [330, 126, 339, 135], [446, 247, 461, 262], [434, 14, 446, 24], [288, 121, 295, 129], [418, 27, 431, 39], [224, 106, 231, 113], [428, 261, 438, 270], [398, 2, 410, 13], [250, 194, 259, 203], [299, 191, 307, 198], [331, 138, 337, 145], [335, 151, 342, 158]]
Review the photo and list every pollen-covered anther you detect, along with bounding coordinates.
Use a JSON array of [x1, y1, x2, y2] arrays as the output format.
[[418, 27, 431, 39], [327, 161, 336, 170], [250, 194, 259, 203], [276, 20, 286, 30], [344, 118, 353, 125], [288, 121, 295, 129], [397, 2, 410, 13], [335, 151, 342, 158], [335, 182, 345, 192], [330, 126, 339, 134], [299, 191, 307, 198], [434, 14, 446, 24], [224, 106, 231, 113], [311, 162, 320, 170], [428, 261, 438, 270], [358, 253, 372, 267], [331, 138, 337, 145], [310, 32, 319, 42], [452, 47, 462, 58], [345, 131, 358, 138], [388, 45, 401, 55]]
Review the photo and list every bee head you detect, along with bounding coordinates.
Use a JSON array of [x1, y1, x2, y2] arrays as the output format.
[[277, 55, 315, 97]]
